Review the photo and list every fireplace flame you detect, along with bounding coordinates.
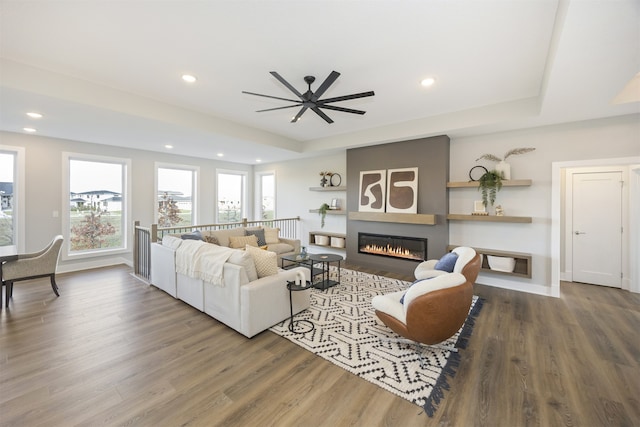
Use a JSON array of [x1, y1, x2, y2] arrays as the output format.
[[361, 243, 422, 261]]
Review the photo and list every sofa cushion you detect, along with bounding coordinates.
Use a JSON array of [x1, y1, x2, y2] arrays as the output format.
[[203, 235, 219, 245], [265, 242, 294, 255], [162, 235, 183, 250], [229, 234, 259, 249], [227, 249, 259, 282], [245, 228, 267, 246], [245, 244, 278, 278], [435, 252, 459, 273], [204, 228, 245, 247], [264, 227, 280, 245], [181, 230, 203, 241]]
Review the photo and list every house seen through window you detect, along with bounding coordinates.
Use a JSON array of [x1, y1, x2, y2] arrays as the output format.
[[68, 157, 127, 254], [157, 166, 196, 227]]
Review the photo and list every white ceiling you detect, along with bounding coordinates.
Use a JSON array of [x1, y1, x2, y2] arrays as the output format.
[[1, 0, 638, 164]]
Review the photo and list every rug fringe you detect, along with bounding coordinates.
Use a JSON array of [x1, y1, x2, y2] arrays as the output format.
[[422, 297, 485, 417]]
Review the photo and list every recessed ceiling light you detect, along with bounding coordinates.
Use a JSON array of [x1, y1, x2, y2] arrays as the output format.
[[421, 77, 436, 87], [23, 127, 37, 132], [26, 112, 43, 119], [217, 153, 224, 157], [256, 159, 262, 163], [164, 144, 173, 149], [182, 74, 197, 83]]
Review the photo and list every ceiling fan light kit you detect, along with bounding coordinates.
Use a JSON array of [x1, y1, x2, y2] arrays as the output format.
[[242, 70, 375, 123]]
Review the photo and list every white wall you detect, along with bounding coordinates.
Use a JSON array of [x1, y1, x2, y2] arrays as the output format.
[[0, 131, 252, 272], [450, 115, 639, 296], [255, 152, 347, 255], [260, 114, 640, 296]]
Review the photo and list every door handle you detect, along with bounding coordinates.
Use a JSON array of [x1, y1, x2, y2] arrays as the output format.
[[574, 231, 586, 235]]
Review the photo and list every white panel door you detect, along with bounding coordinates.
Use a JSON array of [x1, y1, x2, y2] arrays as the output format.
[[572, 172, 622, 287]]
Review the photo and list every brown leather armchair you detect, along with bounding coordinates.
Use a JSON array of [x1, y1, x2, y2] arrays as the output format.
[[371, 247, 481, 365], [2, 235, 64, 307]]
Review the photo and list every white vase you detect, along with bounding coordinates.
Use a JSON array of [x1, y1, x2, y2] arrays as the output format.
[[495, 160, 511, 180]]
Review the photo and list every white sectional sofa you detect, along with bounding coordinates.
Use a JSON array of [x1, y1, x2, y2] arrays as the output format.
[[150, 228, 311, 338]]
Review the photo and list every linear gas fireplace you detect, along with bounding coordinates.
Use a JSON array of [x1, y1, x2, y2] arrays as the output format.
[[358, 232, 427, 262]]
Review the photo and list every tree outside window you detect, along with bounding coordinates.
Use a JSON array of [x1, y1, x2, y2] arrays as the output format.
[[68, 158, 125, 252], [157, 167, 196, 226]]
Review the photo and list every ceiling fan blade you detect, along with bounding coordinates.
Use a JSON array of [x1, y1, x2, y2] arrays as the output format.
[[319, 91, 375, 104], [270, 71, 304, 99], [311, 70, 340, 102], [317, 104, 367, 115], [291, 106, 308, 123], [256, 104, 302, 112], [311, 107, 334, 124], [241, 91, 300, 103]]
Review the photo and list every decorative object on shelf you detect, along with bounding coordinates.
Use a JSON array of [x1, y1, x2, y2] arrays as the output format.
[[473, 200, 486, 214], [475, 147, 536, 180], [318, 203, 330, 227], [487, 255, 516, 272], [314, 235, 330, 245], [330, 198, 340, 210], [468, 165, 488, 182], [495, 205, 504, 216], [478, 169, 503, 207], [330, 173, 342, 187], [330, 236, 346, 248], [319, 171, 331, 187]]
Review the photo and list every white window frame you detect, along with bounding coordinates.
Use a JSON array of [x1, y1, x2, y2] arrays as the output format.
[[154, 162, 199, 226], [0, 145, 25, 252], [216, 169, 248, 223], [62, 152, 131, 260], [255, 170, 276, 221]]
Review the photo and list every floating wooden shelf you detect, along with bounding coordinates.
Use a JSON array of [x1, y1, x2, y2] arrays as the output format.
[[348, 211, 436, 225], [446, 179, 532, 188], [309, 209, 346, 215], [309, 186, 347, 191], [446, 214, 532, 223], [448, 245, 532, 278], [309, 231, 346, 251]]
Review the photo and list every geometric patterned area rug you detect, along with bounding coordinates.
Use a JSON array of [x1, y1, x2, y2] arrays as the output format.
[[269, 267, 484, 417]]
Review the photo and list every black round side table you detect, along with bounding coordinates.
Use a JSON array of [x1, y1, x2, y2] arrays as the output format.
[[286, 280, 314, 334]]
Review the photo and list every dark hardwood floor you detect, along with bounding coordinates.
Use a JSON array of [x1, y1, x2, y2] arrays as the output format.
[[1, 264, 638, 426]]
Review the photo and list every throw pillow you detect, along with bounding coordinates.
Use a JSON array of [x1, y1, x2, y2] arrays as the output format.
[[227, 250, 259, 282], [203, 235, 219, 245], [181, 230, 203, 241], [400, 278, 431, 304], [229, 234, 259, 249], [245, 228, 267, 246], [434, 252, 459, 273], [245, 244, 278, 278], [264, 227, 280, 245]]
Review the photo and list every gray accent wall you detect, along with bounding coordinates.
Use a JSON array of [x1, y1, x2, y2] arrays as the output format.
[[346, 135, 450, 276]]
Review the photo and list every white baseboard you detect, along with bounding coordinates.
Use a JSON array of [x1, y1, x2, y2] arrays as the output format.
[[56, 256, 132, 274], [476, 274, 558, 298]]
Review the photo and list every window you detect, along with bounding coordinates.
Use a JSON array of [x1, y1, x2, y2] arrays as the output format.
[[217, 170, 247, 223], [0, 146, 25, 250], [256, 171, 275, 220], [156, 164, 198, 227], [64, 153, 130, 257]]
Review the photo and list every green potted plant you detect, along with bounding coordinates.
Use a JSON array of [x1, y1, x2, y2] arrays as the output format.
[[318, 203, 330, 228], [478, 170, 503, 207]]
